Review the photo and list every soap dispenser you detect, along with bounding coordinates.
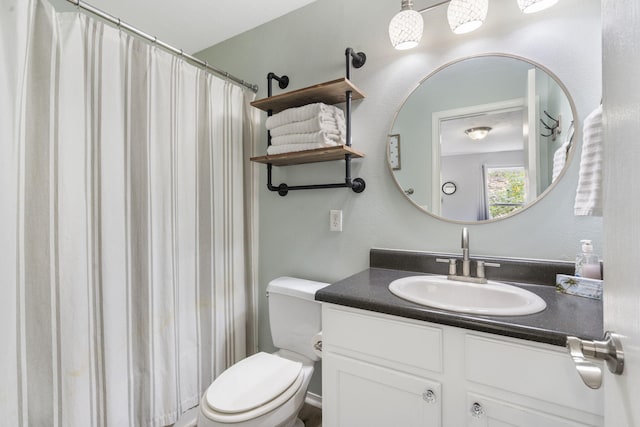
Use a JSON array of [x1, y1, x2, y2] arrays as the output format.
[[575, 240, 601, 279]]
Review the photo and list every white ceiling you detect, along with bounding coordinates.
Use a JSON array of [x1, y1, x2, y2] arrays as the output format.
[[70, 0, 317, 54], [440, 109, 525, 157]]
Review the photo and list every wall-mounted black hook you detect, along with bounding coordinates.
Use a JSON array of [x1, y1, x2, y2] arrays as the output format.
[[540, 118, 553, 130], [540, 110, 561, 141], [543, 110, 559, 125]]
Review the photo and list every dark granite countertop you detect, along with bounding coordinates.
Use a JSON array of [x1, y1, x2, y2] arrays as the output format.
[[316, 267, 603, 347]]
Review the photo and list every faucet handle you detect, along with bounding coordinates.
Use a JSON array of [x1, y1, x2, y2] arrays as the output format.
[[476, 261, 501, 279], [436, 258, 457, 275]]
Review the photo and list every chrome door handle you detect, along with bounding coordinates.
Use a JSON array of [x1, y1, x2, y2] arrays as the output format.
[[566, 331, 624, 389]]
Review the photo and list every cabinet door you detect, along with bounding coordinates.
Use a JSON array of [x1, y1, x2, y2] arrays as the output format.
[[323, 352, 441, 427], [466, 394, 602, 427], [465, 334, 603, 416]]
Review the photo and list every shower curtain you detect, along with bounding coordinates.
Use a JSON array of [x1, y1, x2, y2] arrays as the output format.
[[1, 1, 258, 426]]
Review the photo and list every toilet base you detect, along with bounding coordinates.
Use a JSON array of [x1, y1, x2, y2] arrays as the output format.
[[175, 411, 304, 427], [176, 409, 306, 427]]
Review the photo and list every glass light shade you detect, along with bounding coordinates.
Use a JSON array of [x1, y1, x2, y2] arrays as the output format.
[[389, 9, 424, 50], [465, 127, 492, 140], [517, 0, 559, 13], [447, 0, 489, 35]]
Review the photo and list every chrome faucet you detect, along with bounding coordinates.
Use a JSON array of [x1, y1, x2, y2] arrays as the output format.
[[436, 227, 500, 284], [461, 227, 470, 277]]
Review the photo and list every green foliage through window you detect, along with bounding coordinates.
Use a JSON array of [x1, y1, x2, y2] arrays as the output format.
[[485, 167, 525, 219]]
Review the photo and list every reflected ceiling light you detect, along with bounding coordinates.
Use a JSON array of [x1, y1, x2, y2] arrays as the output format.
[[447, 0, 489, 34], [517, 0, 559, 14], [389, 0, 424, 50], [465, 126, 492, 140]]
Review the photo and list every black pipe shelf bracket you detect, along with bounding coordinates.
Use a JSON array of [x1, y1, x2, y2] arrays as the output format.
[[249, 47, 367, 197]]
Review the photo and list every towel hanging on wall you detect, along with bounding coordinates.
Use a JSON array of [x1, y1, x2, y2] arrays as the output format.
[[574, 105, 604, 216]]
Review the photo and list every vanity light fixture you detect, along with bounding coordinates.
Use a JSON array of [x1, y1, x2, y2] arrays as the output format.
[[465, 126, 492, 140], [389, 0, 559, 50], [447, 0, 489, 35], [517, 0, 559, 14], [389, 0, 425, 50]]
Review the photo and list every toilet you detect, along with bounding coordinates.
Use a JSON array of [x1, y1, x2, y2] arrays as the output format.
[[194, 276, 329, 427]]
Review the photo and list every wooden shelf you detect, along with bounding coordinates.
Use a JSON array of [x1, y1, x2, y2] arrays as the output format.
[[250, 78, 366, 113], [250, 145, 364, 166]]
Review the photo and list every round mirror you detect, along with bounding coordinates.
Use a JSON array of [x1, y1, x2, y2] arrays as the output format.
[[388, 54, 576, 223]]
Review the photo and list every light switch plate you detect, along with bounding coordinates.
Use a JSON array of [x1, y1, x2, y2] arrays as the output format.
[[330, 210, 342, 232]]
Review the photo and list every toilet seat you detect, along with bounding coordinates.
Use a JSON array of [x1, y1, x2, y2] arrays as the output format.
[[201, 352, 304, 423]]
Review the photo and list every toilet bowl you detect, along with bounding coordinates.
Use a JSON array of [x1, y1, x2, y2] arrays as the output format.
[[189, 277, 329, 427], [197, 351, 314, 427]]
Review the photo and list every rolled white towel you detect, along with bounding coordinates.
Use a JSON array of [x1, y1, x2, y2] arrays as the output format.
[[574, 105, 603, 216], [270, 131, 344, 146], [267, 142, 340, 155], [266, 103, 343, 129], [269, 115, 345, 137]]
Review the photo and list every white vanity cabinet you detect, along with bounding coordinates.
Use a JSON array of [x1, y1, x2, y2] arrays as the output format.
[[321, 304, 604, 427], [322, 304, 443, 426]]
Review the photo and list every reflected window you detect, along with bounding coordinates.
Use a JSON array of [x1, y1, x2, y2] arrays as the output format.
[[484, 166, 526, 219]]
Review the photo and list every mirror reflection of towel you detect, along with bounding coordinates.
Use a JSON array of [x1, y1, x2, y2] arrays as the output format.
[[552, 122, 574, 182], [574, 105, 603, 216]]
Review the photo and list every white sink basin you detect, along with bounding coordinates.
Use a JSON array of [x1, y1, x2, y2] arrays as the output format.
[[388, 275, 546, 316]]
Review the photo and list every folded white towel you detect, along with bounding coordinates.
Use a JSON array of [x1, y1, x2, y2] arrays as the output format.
[[267, 142, 341, 155], [270, 131, 344, 146], [269, 115, 346, 138], [574, 105, 603, 216], [552, 122, 574, 182], [266, 103, 344, 129]]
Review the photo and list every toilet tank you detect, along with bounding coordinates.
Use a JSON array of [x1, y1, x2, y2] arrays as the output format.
[[267, 277, 330, 362]]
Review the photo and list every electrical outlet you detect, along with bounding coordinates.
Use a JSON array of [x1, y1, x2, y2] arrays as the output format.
[[330, 210, 343, 232]]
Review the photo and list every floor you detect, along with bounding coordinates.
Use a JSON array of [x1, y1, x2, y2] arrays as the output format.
[[172, 403, 322, 427], [299, 403, 322, 427]]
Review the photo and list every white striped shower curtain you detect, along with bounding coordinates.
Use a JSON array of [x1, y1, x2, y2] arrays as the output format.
[[0, 1, 258, 426]]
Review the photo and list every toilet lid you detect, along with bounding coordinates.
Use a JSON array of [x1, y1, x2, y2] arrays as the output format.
[[205, 352, 303, 414]]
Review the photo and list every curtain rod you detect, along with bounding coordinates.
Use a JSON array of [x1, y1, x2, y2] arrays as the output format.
[[66, 0, 259, 93]]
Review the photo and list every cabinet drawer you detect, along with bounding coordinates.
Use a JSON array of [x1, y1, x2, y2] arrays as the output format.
[[323, 304, 443, 374], [465, 334, 603, 416], [466, 393, 602, 427]]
